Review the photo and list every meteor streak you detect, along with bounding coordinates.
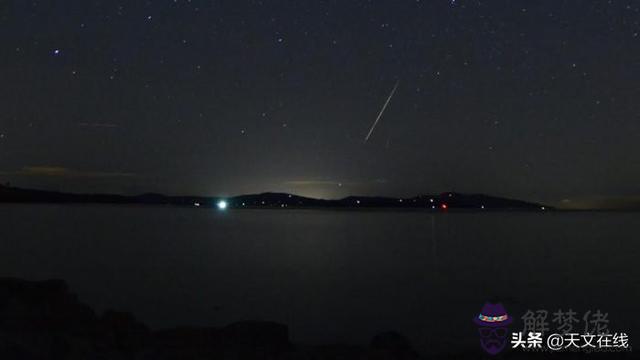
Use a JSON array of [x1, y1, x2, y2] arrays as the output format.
[[364, 80, 399, 143]]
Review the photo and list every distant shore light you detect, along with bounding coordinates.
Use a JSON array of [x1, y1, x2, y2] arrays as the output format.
[[217, 200, 228, 210]]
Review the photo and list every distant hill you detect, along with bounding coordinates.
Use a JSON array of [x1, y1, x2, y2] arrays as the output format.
[[0, 184, 550, 210]]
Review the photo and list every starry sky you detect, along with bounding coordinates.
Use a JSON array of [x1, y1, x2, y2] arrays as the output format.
[[1, 0, 639, 208]]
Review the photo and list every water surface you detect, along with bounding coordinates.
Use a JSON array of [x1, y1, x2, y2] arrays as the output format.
[[1, 205, 638, 355]]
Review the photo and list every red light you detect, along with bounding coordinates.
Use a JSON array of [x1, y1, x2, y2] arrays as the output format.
[[441, 204, 448, 209]]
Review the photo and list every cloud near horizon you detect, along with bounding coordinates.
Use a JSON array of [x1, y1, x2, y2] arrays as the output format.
[[0, 166, 135, 179], [77, 122, 119, 128], [283, 178, 387, 187], [555, 196, 640, 210]]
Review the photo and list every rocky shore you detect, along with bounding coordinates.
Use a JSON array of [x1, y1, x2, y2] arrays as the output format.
[[0, 278, 420, 359], [2, 278, 634, 359]]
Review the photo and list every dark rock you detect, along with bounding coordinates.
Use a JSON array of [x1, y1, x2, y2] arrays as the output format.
[[149, 322, 290, 359], [369, 331, 419, 360], [221, 321, 290, 351], [304, 344, 367, 360], [0, 278, 97, 336], [98, 310, 150, 352], [0, 278, 428, 360], [153, 326, 220, 349], [0, 278, 101, 359], [147, 326, 220, 359]]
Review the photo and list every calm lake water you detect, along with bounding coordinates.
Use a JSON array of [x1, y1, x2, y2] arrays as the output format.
[[1, 204, 638, 356]]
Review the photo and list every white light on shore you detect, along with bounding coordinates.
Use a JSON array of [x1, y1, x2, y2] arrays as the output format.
[[217, 200, 228, 210]]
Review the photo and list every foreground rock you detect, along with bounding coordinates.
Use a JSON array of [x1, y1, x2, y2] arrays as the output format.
[[0, 278, 420, 359]]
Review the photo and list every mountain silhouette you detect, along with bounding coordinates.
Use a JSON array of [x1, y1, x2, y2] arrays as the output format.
[[0, 184, 550, 210]]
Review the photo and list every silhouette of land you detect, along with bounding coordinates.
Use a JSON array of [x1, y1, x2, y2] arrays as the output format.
[[1, 278, 632, 359], [0, 277, 417, 360], [0, 184, 550, 210]]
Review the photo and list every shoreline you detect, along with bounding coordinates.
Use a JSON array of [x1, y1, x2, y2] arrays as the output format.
[[3, 202, 640, 212]]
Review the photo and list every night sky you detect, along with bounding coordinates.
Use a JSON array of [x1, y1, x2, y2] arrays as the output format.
[[1, 1, 639, 208]]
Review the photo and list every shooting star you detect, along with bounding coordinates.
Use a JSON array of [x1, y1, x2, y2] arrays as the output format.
[[364, 80, 399, 143]]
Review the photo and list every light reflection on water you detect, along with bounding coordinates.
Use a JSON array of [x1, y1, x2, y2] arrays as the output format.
[[0, 205, 638, 355]]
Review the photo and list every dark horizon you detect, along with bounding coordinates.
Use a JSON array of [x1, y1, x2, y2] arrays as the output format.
[[7, 181, 640, 211], [2, 172, 638, 210]]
